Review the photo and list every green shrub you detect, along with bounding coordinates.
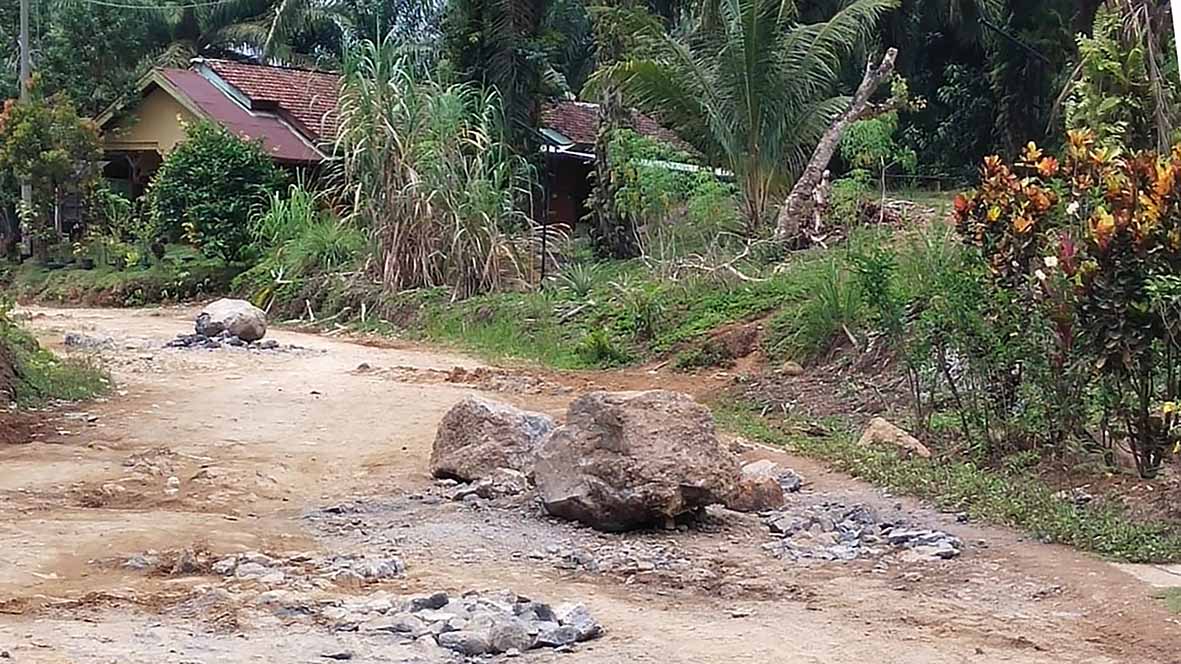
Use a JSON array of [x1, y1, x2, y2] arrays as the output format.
[[1065, 12, 1167, 151], [605, 129, 739, 258], [840, 111, 917, 177], [608, 278, 663, 341], [236, 185, 367, 307], [828, 170, 873, 226], [555, 262, 601, 300], [575, 328, 631, 367], [147, 121, 285, 261], [764, 256, 863, 361], [673, 342, 730, 371], [0, 88, 102, 258]]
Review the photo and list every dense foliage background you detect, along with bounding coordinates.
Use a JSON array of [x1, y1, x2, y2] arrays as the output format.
[[2, 0, 1168, 174]]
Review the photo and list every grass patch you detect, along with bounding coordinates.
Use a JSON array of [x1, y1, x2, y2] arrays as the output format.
[[1, 305, 110, 406], [416, 290, 592, 369], [271, 248, 836, 370], [406, 266, 810, 369], [762, 255, 863, 362], [391, 242, 856, 369], [250, 218, 910, 371], [1, 246, 240, 307], [1155, 588, 1181, 614], [713, 401, 1181, 564]]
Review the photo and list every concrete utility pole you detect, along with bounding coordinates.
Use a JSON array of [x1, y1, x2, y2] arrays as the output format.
[[18, 0, 32, 257]]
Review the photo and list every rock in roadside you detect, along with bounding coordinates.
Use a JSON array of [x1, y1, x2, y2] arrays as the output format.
[[63, 332, 115, 349], [534, 390, 741, 531], [195, 298, 268, 342], [726, 460, 788, 512], [858, 417, 931, 459], [430, 397, 554, 482]]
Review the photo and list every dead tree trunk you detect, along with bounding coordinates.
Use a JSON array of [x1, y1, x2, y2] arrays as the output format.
[[775, 48, 899, 244]]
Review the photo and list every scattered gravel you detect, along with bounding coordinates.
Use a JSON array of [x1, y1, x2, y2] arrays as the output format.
[[63, 332, 116, 349], [761, 501, 963, 563], [114, 548, 406, 590]]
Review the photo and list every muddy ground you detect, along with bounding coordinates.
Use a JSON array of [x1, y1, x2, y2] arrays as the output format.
[[1, 305, 1180, 663]]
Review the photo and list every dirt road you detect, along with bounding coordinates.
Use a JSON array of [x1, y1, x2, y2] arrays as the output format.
[[1, 306, 1178, 663]]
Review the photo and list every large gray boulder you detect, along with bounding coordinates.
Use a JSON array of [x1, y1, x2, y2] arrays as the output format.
[[195, 298, 268, 342], [534, 390, 741, 531], [430, 397, 555, 481]]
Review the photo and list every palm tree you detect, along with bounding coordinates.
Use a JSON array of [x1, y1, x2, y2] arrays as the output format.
[[444, 0, 551, 155], [147, 0, 276, 66], [595, 0, 899, 232], [147, 0, 352, 66]]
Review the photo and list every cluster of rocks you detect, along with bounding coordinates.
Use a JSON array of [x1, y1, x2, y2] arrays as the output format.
[[63, 332, 119, 350], [431, 390, 778, 532], [443, 469, 531, 503], [165, 298, 312, 352], [305, 491, 719, 589], [166, 330, 283, 351], [727, 459, 803, 512], [316, 590, 602, 657], [428, 390, 967, 572], [761, 501, 963, 563], [520, 540, 694, 577]]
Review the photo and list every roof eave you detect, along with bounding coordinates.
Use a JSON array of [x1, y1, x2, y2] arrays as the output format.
[[94, 69, 211, 131]]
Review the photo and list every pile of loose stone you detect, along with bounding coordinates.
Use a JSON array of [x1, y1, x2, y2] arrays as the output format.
[[118, 548, 603, 656], [165, 330, 284, 351], [305, 493, 716, 587], [761, 501, 963, 563], [318, 590, 602, 657]]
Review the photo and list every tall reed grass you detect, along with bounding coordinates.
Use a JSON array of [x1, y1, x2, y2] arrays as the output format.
[[334, 38, 554, 298]]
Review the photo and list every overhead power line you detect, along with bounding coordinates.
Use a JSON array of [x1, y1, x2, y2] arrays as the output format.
[[68, 0, 237, 9]]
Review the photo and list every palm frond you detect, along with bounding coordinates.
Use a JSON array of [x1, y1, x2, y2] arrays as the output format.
[[608, 0, 897, 229], [781, 0, 900, 107]]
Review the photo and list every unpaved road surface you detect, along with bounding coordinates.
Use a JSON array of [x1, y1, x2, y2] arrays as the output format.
[[2, 306, 1180, 663]]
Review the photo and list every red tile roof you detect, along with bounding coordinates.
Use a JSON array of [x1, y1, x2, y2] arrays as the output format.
[[540, 100, 692, 153], [124, 60, 689, 164], [201, 59, 340, 142], [201, 62, 688, 153], [159, 68, 323, 164]]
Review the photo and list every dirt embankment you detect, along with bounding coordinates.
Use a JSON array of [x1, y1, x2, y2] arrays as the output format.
[[0, 342, 37, 446], [0, 341, 14, 403]]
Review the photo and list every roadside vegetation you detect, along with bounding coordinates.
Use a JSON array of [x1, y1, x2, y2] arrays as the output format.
[[0, 246, 238, 306], [1159, 588, 1181, 614], [0, 301, 109, 406], [2, 1, 1180, 560], [717, 404, 1181, 563]]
